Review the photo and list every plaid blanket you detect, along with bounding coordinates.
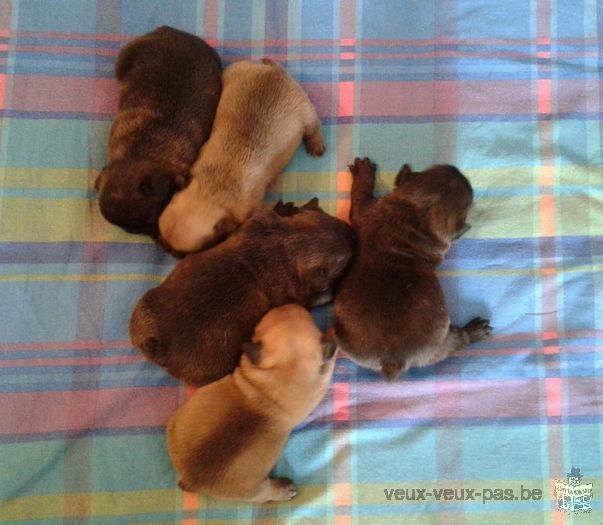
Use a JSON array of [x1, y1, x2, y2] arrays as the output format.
[[1, 1, 601, 523]]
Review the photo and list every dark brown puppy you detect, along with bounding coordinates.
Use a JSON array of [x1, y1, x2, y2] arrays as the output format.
[[95, 26, 222, 237], [130, 199, 354, 386], [334, 158, 491, 381]]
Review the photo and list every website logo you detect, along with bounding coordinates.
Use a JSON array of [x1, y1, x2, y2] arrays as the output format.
[[554, 467, 593, 513]]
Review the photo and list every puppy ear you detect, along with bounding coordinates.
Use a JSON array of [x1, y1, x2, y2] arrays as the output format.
[[306, 267, 329, 294], [242, 342, 262, 365], [453, 222, 471, 240], [301, 197, 320, 211], [94, 168, 108, 191], [394, 163, 413, 187]]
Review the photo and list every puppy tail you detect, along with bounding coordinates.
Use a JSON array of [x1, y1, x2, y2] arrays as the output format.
[[178, 479, 197, 493], [380, 360, 405, 382]]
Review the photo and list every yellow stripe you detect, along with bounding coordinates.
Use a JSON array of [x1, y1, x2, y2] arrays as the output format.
[[0, 490, 179, 521]]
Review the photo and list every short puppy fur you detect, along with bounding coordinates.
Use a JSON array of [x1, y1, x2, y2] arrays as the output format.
[[166, 304, 336, 503], [130, 199, 353, 386], [159, 58, 325, 254], [334, 158, 492, 380], [95, 26, 222, 237]]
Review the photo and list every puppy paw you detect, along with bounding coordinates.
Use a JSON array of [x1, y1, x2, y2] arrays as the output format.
[[273, 477, 297, 501], [273, 200, 300, 217], [348, 157, 376, 179], [304, 134, 326, 157], [463, 317, 492, 343]]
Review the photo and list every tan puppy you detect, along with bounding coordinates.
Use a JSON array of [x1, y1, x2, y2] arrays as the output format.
[[159, 58, 325, 253], [166, 305, 336, 503]]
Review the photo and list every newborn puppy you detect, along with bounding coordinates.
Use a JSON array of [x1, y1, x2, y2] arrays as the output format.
[[95, 26, 222, 237], [159, 58, 325, 253], [166, 304, 336, 503], [130, 199, 353, 386], [334, 158, 492, 381]]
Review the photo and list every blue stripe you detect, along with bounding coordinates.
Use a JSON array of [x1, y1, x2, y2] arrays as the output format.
[[1, 236, 600, 264]]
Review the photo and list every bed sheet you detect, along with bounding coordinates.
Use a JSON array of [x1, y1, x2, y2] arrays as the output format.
[[0, 1, 601, 524]]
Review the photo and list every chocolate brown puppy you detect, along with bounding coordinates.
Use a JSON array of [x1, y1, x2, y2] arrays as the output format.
[[95, 26, 222, 237], [166, 304, 336, 503], [158, 58, 325, 254], [334, 158, 492, 381], [130, 199, 353, 386]]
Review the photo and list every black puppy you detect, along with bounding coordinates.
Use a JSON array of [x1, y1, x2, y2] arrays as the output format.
[[334, 158, 492, 380], [130, 199, 355, 386], [95, 26, 222, 237]]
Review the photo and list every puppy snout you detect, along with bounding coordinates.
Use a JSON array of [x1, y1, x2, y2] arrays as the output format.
[[157, 235, 187, 259]]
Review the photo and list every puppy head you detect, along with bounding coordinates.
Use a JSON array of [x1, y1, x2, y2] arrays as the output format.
[[282, 199, 355, 298], [95, 159, 188, 237], [158, 179, 239, 255], [394, 164, 473, 242], [242, 305, 335, 371]]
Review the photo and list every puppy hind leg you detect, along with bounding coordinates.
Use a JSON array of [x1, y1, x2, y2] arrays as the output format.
[[349, 157, 377, 225], [423, 318, 492, 367], [245, 477, 297, 504], [299, 95, 326, 157], [462, 317, 492, 343]]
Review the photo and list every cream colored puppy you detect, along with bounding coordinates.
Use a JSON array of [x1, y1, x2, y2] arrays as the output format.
[[166, 305, 336, 503], [158, 58, 325, 254]]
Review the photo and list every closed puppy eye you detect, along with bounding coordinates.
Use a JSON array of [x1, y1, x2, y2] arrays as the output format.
[[139, 181, 153, 196]]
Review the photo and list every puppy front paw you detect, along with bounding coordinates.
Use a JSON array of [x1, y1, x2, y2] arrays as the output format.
[[463, 317, 492, 343], [273, 477, 297, 501], [348, 157, 376, 179]]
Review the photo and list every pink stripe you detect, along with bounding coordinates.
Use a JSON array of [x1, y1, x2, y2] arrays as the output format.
[[0, 355, 143, 368], [302, 82, 336, 119], [10, 75, 118, 113], [0, 74, 5, 109], [203, 0, 219, 41], [545, 378, 562, 417], [338, 81, 354, 117], [0, 387, 179, 435], [16, 30, 125, 42], [0, 340, 131, 351], [2, 32, 600, 46], [3, 330, 600, 353], [333, 382, 350, 421], [360, 80, 532, 116], [11, 44, 119, 56], [339, 0, 355, 42], [350, 378, 547, 420], [537, 79, 552, 114]]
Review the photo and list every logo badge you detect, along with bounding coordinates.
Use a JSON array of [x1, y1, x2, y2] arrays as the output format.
[[554, 468, 593, 513]]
